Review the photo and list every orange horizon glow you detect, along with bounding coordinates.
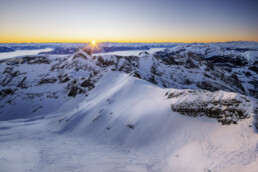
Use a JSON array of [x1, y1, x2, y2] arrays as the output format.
[[1, 30, 257, 43], [1, 37, 258, 44]]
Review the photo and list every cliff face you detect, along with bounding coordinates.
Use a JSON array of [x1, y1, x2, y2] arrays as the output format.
[[167, 89, 253, 125]]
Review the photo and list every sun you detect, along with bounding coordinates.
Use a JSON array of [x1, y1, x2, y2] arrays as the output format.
[[85, 40, 99, 53]]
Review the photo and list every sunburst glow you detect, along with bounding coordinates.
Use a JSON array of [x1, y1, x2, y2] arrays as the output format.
[[83, 40, 99, 54]]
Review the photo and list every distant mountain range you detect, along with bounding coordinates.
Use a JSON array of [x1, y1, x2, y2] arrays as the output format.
[[0, 42, 177, 54]]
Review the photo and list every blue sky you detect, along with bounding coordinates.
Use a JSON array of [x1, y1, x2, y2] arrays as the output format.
[[0, 0, 257, 42]]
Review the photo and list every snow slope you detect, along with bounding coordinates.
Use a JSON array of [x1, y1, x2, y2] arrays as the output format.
[[1, 71, 257, 172]]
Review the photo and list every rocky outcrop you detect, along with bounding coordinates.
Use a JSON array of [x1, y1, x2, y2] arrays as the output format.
[[28, 57, 50, 64], [73, 52, 88, 60], [206, 55, 248, 66], [59, 76, 70, 83], [68, 86, 79, 97], [81, 79, 95, 89], [167, 89, 252, 125], [254, 107, 258, 130], [0, 88, 15, 97], [18, 77, 27, 88]]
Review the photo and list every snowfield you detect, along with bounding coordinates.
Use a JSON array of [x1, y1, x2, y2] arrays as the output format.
[[0, 42, 258, 172], [1, 72, 257, 172]]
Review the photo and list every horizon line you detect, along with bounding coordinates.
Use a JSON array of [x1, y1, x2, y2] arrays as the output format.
[[0, 40, 257, 44]]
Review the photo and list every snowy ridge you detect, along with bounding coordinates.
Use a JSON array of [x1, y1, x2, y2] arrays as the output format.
[[165, 42, 258, 62], [55, 71, 257, 171]]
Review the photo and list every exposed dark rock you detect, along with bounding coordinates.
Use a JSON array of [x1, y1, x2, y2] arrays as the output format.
[[68, 86, 78, 97], [197, 80, 219, 91], [204, 73, 212, 79], [18, 77, 27, 88], [24, 93, 44, 99], [127, 123, 135, 130], [230, 74, 245, 93], [167, 92, 184, 99], [38, 78, 57, 85], [12, 70, 20, 77], [168, 90, 250, 125], [207, 55, 248, 66], [33, 106, 43, 113], [99, 45, 150, 54], [139, 51, 149, 55], [3, 67, 13, 74], [28, 57, 50, 64], [248, 89, 258, 99], [80, 79, 95, 89], [14, 56, 50, 65], [47, 92, 59, 99], [254, 108, 258, 130], [0, 88, 15, 97], [245, 72, 252, 77], [185, 57, 198, 69], [60, 76, 70, 83], [92, 115, 101, 122], [224, 68, 232, 73], [248, 66, 258, 74], [206, 61, 214, 70], [96, 56, 115, 67], [184, 78, 192, 85], [2, 75, 13, 87], [83, 48, 92, 55], [153, 54, 161, 59], [225, 48, 251, 52], [6, 59, 21, 65], [73, 52, 88, 60], [162, 55, 178, 65], [131, 72, 141, 79], [148, 75, 158, 85]]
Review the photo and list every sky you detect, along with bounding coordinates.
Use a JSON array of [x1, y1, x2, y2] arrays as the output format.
[[0, 0, 257, 43]]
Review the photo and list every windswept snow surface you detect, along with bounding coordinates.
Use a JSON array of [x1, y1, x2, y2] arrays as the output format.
[[0, 71, 257, 172]]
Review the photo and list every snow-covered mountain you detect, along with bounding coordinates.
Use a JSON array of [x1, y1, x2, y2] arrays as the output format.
[[0, 42, 257, 172], [0, 47, 15, 53]]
